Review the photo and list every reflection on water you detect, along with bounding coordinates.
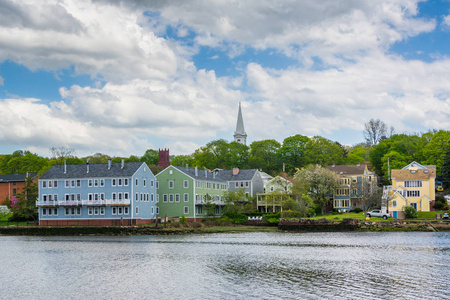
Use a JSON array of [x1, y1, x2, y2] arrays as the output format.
[[0, 232, 448, 300]]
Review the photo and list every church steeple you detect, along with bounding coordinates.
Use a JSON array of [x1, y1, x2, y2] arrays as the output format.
[[234, 102, 247, 145]]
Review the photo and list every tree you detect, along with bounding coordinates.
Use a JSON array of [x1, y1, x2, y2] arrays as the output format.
[[363, 119, 388, 146], [223, 189, 252, 225], [304, 136, 345, 166], [84, 153, 111, 164], [359, 184, 382, 211], [441, 145, 450, 189], [171, 155, 194, 167], [50, 146, 76, 165], [9, 176, 38, 221], [277, 134, 310, 174], [294, 164, 340, 215], [140, 149, 159, 165], [203, 194, 216, 217], [248, 139, 281, 174], [422, 130, 450, 173]]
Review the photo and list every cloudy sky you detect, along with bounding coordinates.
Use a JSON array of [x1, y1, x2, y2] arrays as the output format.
[[0, 0, 449, 157]]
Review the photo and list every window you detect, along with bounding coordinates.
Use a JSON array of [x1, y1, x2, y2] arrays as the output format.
[[54, 194, 58, 201], [156, 181, 159, 189], [53, 208, 58, 216], [151, 206, 154, 214], [42, 208, 47, 216], [407, 190, 420, 197], [65, 208, 70, 215], [124, 178, 128, 186], [143, 179, 146, 187], [94, 207, 99, 215], [169, 181, 174, 189], [184, 180, 188, 188], [151, 180, 154, 187], [169, 194, 174, 202], [235, 182, 239, 188], [124, 207, 129, 215], [71, 180, 75, 187], [405, 181, 422, 188], [66, 180, 70, 187], [77, 180, 81, 187], [71, 194, 75, 201], [392, 200, 397, 208], [135, 179, 138, 186], [54, 181, 58, 188], [77, 207, 81, 215], [42, 181, 47, 188], [100, 179, 105, 187], [100, 193, 105, 200], [118, 179, 122, 186], [140, 193, 143, 202], [77, 194, 81, 201], [240, 182, 244, 187], [163, 194, 168, 203], [112, 179, 116, 186], [135, 207, 139, 215], [136, 193, 139, 202], [43, 195, 47, 202], [270, 186, 274, 192], [88, 180, 92, 187], [156, 194, 159, 203], [196, 206, 203, 215], [100, 207, 105, 215], [184, 206, 189, 214], [151, 194, 154, 202], [112, 207, 117, 215], [65, 194, 70, 201], [88, 207, 93, 215], [124, 193, 129, 200], [245, 182, 249, 187], [88, 194, 93, 201], [48, 181, 52, 188], [95, 194, 99, 201], [156, 207, 159, 214], [175, 194, 180, 202], [118, 207, 123, 215], [196, 181, 202, 188], [184, 194, 189, 202], [94, 179, 98, 187]]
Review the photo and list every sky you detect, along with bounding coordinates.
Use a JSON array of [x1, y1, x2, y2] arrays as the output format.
[[0, 0, 450, 158]]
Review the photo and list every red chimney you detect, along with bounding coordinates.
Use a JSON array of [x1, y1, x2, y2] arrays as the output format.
[[158, 148, 170, 168]]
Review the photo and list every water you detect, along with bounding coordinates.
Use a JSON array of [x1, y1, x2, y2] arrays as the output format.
[[0, 232, 448, 300]]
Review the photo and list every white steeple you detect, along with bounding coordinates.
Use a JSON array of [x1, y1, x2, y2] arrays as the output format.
[[234, 102, 247, 145]]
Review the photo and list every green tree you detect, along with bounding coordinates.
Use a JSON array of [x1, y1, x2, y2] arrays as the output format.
[[294, 164, 340, 215], [140, 149, 159, 165], [50, 146, 76, 165], [223, 189, 251, 225], [203, 193, 216, 217], [248, 139, 281, 174], [9, 176, 38, 221], [440, 145, 450, 189], [0, 151, 49, 175], [345, 144, 370, 165], [277, 134, 310, 174], [422, 130, 450, 173], [171, 155, 194, 167], [84, 153, 111, 164], [304, 136, 345, 166]]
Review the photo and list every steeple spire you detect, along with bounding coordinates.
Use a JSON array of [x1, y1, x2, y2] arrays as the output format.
[[234, 102, 247, 145]]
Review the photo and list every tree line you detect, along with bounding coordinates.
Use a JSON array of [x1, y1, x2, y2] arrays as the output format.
[[1, 128, 450, 185]]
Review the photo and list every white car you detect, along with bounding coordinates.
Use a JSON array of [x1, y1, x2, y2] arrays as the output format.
[[366, 210, 390, 219]]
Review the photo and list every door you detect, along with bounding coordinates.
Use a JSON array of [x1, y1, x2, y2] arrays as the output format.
[[410, 203, 417, 210]]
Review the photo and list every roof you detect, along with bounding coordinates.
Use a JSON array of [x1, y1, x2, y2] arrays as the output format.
[[39, 162, 145, 180], [325, 164, 367, 175], [171, 166, 259, 182], [234, 102, 246, 135], [391, 168, 436, 180], [0, 173, 37, 182]]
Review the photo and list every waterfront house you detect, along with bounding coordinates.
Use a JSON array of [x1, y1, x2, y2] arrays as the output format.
[[156, 166, 228, 222], [387, 161, 436, 218], [326, 162, 376, 212], [0, 172, 37, 205], [156, 166, 264, 221], [256, 175, 293, 213], [37, 160, 157, 225]]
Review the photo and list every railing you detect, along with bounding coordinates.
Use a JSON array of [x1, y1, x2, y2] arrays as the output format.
[[36, 199, 131, 207]]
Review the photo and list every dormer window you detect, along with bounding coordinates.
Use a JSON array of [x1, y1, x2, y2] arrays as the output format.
[[424, 170, 429, 173], [410, 170, 416, 174]]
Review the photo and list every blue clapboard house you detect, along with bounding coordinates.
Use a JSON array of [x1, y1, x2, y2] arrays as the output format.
[[36, 160, 157, 225]]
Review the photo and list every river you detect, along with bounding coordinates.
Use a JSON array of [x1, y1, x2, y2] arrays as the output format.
[[0, 232, 448, 300]]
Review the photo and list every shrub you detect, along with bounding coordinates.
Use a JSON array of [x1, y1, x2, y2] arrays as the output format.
[[353, 208, 363, 213], [263, 212, 281, 224], [180, 215, 187, 224], [403, 206, 418, 219]]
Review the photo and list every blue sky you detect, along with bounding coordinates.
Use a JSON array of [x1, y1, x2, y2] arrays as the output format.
[[0, 0, 449, 157]]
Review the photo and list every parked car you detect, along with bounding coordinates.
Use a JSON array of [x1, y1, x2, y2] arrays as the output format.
[[366, 210, 390, 219], [443, 213, 449, 219]]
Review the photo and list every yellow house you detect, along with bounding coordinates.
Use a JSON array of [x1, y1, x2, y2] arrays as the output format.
[[388, 161, 436, 218]]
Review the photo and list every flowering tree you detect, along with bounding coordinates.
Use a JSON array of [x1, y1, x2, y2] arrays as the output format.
[[294, 164, 340, 215]]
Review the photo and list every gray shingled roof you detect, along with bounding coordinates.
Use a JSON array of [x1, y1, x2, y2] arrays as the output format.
[[40, 162, 145, 180], [325, 164, 366, 175], [172, 166, 258, 182], [0, 173, 37, 182]]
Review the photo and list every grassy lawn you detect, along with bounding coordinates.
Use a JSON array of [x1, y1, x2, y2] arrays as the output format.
[[417, 211, 446, 219]]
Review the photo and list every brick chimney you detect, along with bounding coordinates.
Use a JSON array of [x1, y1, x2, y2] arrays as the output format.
[[158, 148, 170, 168], [232, 168, 239, 176]]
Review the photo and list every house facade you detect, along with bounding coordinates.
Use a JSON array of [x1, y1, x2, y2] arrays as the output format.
[[156, 166, 264, 221], [0, 173, 37, 205], [326, 163, 376, 212], [387, 161, 436, 218], [37, 161, 157, 225], [256, 175, 293, 213]]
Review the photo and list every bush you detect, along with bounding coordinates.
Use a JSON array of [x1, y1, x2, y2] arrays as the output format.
[[180, 215, 187, 224], [263, 212, 281, 224], [353, 208, 363, 213], [403, 206, 418, 219]]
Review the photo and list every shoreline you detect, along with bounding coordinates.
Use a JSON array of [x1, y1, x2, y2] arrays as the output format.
[[0, 219, 449, 236]]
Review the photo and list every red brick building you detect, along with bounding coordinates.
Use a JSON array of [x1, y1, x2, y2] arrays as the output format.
[[0, 173, 37, 205]]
